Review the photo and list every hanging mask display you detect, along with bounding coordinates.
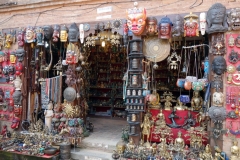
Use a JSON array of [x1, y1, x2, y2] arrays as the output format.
[[9, 51, 16, 64], [212, 92, 224, 106], [199, 12, 207, 35], [43, 25, 53, 41], [126, 2, 147, 36], [228, 35, 235, 47], [52, 24, 60, 42], [212, 56, 227, 75], [184, 12, 199, 37], [36, 27, 44, 46], [68, 23, 79, 43], [66, 43, 79, 64], [227, 8, 240, 31], [8, 65, 15, 81], [3, 65, 10, 82], [17, 29, 25, 48], [211, 75, 223, 91], [25, 26, 36, 43], [146, 17, 158, 36], [228, 49, 239, 64], [15, 48, 25, 62], [172, 14, 183, 37], [206, 3, 228, 34], [60, 25, 68, 42], [235, 35, 240, 48], [15, 62, 23, 76], [158, 16, 172, 39], [4, 33, 13, 49]]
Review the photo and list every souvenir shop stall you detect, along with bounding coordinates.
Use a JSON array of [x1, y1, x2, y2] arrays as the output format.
[[0, 22, 91, 159], [113, 2, 240, 160]]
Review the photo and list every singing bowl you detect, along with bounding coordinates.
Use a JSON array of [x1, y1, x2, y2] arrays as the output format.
[[44, 147, 57, 155]]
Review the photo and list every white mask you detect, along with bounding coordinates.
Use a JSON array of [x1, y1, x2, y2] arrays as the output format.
[[200, 12, 206, 35]]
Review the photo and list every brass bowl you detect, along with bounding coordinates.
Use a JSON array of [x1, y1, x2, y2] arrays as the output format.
[[44, 147, 57, 155]]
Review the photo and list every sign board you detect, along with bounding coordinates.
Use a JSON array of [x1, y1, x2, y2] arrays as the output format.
[[97, 6, 112, 14]]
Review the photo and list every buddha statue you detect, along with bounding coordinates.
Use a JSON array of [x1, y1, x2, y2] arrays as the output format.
[[158, 16, 172, 39], [43, 25, 53, 41], [212, 56, 227, 75], [68, 23, 79, 43], [174, 96, 188, 110], [191, 90, 203, 111], [155, 109, 167, 128], [231, 140, 240, 160], [174, 131, 185, 149], [36, 27, 44, 46], [52, 24, 60, 42], [158, 142, 171, 159], [146, 17, 158, 36], [202, 144, 213, 160], [206, 3, 228, 34], [60, 25, 68, 42]]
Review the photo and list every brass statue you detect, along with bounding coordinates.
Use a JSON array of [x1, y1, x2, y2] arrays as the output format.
[[202, 144, 213, 160], [174, 131, 185, 149], [174, 96, 188, 110], [141, 114, 151, 142], [231, 140, 240, 160], [126, 138, 135, 152], [158, 142, 172, 159], [191, 90, 203, 111], [161, 93, 176, 110]]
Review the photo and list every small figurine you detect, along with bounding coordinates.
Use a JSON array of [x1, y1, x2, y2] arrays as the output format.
[[182, 110, 196, 130], [126, 138, 135, 152], [191, 91, 203, 111], [141, 114, 151, 143], [174, 131, 185, 149], [174, 96, 188, 110], [44, 101, 54, 132], [167, 108, 181, 128], [230, 140, 240, 160], [36, 27, 44, 46], [202, 144, 213, 159]]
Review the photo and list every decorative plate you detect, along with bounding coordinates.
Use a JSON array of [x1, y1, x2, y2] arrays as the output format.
[[63, 87, 76, 102], [112, 19, 122, 30], [83, 24, 90, 32], [143, 37, 170, 62]]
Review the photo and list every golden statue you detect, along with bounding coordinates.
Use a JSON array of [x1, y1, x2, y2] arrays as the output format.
[[141, 114, 151, 142], [126, 138, 135, 152], [155, 109, 167, 128], [202, 144, 213, 160], [174, 131, 185, 149], [151, 143, 157, 155], [191, 90, 203, 111], [161, 92, 176, 110], [231, 140, 240, 160], [158, 142, 172, 159], [174, 96, 188, 110]]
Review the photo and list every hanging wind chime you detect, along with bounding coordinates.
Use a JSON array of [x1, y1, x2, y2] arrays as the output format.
[[167, 40, 181, 70]]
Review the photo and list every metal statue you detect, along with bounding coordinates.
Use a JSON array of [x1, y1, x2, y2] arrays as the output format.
[[191, 91, 203, 111], [167, 108, 181, 128], [230, 141, 240, 160], [202, 144, 213, 159], [141, 114, 151, 142]]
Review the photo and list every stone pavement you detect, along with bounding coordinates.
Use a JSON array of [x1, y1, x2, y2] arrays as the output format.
[[71, 116, 127, 160]]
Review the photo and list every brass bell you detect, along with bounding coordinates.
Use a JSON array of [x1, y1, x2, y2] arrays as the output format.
[[153, 63, 158, 69]]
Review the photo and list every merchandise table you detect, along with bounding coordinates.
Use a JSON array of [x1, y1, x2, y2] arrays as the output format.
[[0, 150, 59, 160]]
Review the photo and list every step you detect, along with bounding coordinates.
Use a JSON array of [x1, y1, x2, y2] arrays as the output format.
[[71, 148, 113, 160]]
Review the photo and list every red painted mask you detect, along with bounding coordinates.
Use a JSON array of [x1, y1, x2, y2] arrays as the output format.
[[184, 12, 199, 37], [126, 6, 147, 36], [15, 62, 23, 76], [17, 30, 25, 47]]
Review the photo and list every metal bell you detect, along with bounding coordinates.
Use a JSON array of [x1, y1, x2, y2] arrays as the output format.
[[153, 63, 158, 69]]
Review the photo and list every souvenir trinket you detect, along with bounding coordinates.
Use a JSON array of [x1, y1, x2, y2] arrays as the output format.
[[235, 35, 240, 48], [131, 75, 138, 86], [60, 25, 68, 42], [44, 101, 54, 131], [211, 75, 223, 91], [158, 16, 172, 39], [126, 2, 146, 36], [25, 26, 36, 43], [0, 33, 4, 50], [229, 53, 238, 69], [200, 12, 207, 35], [230, 141, 240, 160], [43, 25, 53, 41], [112, 19, 122, 30], [212, 92, 224, 106], [146, 17, 158, 36], [141, 114, 151, 142], [167, 50, 181, 70], [36, 27, 44, 46], [3, 65, 9, 82], [161, 92, 176, 110], [191, 91, 203, 111], [212, 56, 227, 75], [0, 88, 4, 102], [13, 90, 22, 105], [52, 24, 60, 42], [13, 76, 22, 91], [83, 23, 90, 32], [184, 12, 199, 37], [229, 35, 235, 47], [79, 24, 84, 44], [63, 87, 76, 102], [202, 144, 213, 159], [182, 111, 196, 130], [172, 14, 183, 37], [206, 3, 228, 34], [174, 97, 188, 110], [11, 116, 20, 129], [211, 33, 225, 55], [68, 23, 79, 43], [227, 111, 238, 119], [227, 8, 240, 31], [227, 64, 236, 73], [15, 61, 23, 76]]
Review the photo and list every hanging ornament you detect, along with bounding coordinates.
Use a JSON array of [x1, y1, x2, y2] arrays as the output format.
[[167, 50, 181, 70]]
